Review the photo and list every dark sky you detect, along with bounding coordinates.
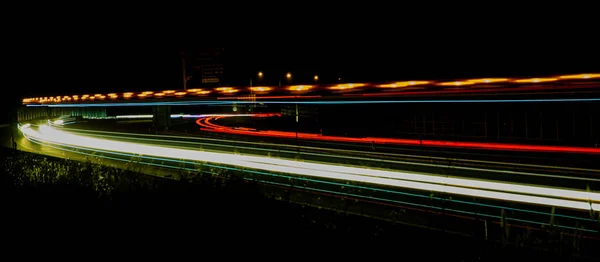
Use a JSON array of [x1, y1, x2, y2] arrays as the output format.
[[17, 44, 599, 97], [4, 4, 598, 99], [3, 39, 599, 122]]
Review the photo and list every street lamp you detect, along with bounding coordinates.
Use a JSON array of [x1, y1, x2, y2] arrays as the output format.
[[252, 71, 264, 87], [284, 72, 298, 152], [313, 75, 319, 81]]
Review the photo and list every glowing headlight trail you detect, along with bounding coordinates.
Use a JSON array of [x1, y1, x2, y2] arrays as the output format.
[[60, 126, 600, 184], [43, 126, 600, 201], [19, 135, 600, 233], [20, 125, 600, 211], [60, 126, 600, 176], [20, 134, 600, 233], [245, 157, 600, 202]]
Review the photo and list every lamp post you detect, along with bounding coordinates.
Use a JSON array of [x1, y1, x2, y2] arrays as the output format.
[[284, 72, 299, 152], [249, 71, 263, 112], [182, 57, 187, 90]]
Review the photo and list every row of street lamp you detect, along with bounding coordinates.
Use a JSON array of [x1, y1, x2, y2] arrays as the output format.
[[184, 56, 338, 90], [256, 71, 321, 82], [251, 71, 329, 89], [254, 71, 304, 148]]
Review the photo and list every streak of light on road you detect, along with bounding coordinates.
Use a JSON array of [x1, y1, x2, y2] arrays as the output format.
[[57, 126, 600, 183], [196, 117, 600, 154], [18, 124, 600, 211], [21, 134, 599, 234]]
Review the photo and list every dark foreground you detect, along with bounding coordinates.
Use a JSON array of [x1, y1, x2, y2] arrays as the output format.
[[0, 148, 596, 260]]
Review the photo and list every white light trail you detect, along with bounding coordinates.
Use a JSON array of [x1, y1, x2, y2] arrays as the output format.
[[247, 158, 600, 202], [20, 125, 600, 211]]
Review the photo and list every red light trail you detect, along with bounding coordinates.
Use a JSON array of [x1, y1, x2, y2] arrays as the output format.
[[196, 117, 600, 154]]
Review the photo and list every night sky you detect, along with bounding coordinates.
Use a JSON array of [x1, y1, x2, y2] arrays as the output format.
[[18, 45, 599, 96]]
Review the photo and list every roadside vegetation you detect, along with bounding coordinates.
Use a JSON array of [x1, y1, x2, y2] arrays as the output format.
[[0, 147, 596, 261]]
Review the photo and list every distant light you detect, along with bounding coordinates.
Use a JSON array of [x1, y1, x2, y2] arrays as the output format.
[[163, 90, 176, 94], [258, 72, 263, 77], [313, 75, 318, 81], [513, 78, 557, 83], [288, 85, 313, 91], [329, 83, 365, 90], [558, 73, 600, 79], [286, 73, 292, 78], [466, 78, 509, 84], [437, 81, 474, 86], [378, 81, 429, 88], [116, 115, 153, 119], [250, 86, 272, 92], [175, 92, 187, 96], [187, 89, 202, 92]]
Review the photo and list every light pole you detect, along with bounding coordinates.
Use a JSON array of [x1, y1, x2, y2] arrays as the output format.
[[250, 71, 263, 112], [280, 72, 291, 87], [296, 102, 299, 153], [182, 57, 187, 90], [284, 72, 299, 152]]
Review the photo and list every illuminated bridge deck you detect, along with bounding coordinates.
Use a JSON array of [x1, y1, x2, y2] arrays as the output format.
[[21, 73, 600, 106]]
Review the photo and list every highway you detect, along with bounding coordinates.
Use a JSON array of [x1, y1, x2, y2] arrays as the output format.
[[16, 121, 600, 238], [62, 121, 600, 190]]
